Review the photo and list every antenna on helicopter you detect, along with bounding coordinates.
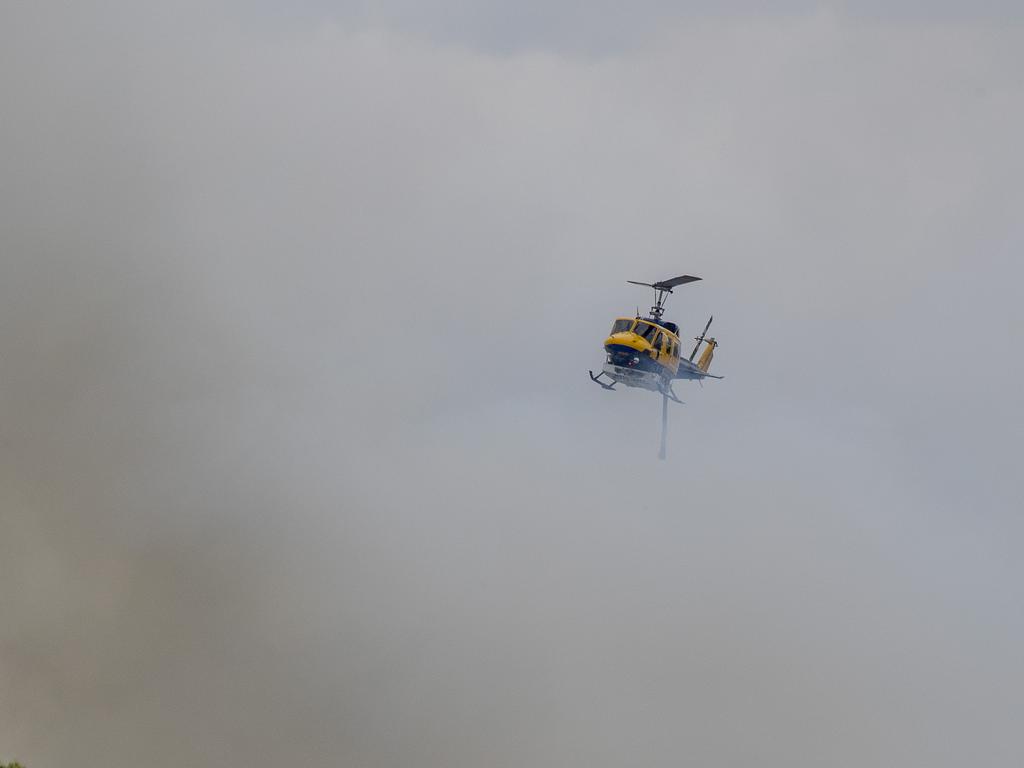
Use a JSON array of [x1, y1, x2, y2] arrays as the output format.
[[627, 275, 701, 320], [689, 316, 713, 361]]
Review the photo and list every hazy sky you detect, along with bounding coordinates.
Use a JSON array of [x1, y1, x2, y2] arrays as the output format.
[[2, 2, 1023, 766]]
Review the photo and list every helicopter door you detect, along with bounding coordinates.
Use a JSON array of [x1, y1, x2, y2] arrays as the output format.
[[655, 333, 673, 366], [651, 331, 666, 364]]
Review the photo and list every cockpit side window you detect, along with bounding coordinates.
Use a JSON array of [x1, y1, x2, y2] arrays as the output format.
[[610, 318, 634, 334]]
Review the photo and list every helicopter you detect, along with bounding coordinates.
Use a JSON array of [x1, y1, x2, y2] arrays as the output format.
[[588, 275, 722, 459]]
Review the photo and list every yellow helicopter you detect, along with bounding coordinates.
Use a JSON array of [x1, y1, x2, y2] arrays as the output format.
[[589, 275, 722, 458]]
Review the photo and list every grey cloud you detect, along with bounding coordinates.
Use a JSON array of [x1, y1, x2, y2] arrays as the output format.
[[249, 0, 1024, 54], [2, 3, 1023, 767]]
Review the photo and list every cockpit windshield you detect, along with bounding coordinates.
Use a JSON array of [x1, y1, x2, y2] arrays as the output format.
[[610, 318, 635, 334], [633, 321, 658, 341]]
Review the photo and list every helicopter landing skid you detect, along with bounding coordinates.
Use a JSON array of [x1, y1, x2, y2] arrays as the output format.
[[588, 370, 617, 390], [661, 385, 684, 405]]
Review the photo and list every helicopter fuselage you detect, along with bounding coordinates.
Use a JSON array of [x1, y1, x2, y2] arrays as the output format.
[[592, 315, 720, 396], [602, 317, 682, 382], [588, 274, 721, 459]]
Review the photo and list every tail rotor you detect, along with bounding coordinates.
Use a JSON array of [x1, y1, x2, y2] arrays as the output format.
[[689, 316, 713, 361]]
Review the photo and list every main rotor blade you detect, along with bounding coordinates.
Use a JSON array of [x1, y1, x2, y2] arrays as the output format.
[[626, 280, 655, 288], [653, 275, 701, 290]]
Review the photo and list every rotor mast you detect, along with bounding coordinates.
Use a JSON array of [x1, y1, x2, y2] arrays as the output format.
[[649, 286, 672, 320]]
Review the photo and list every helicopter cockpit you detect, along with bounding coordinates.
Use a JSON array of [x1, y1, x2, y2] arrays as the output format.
[[609, 317, 680, 341], [634, 321, 659, 342], [610, 317, 675, 335]]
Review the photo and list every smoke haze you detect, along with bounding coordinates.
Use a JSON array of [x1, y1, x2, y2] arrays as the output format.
[[2, 2, 1023, 765]]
